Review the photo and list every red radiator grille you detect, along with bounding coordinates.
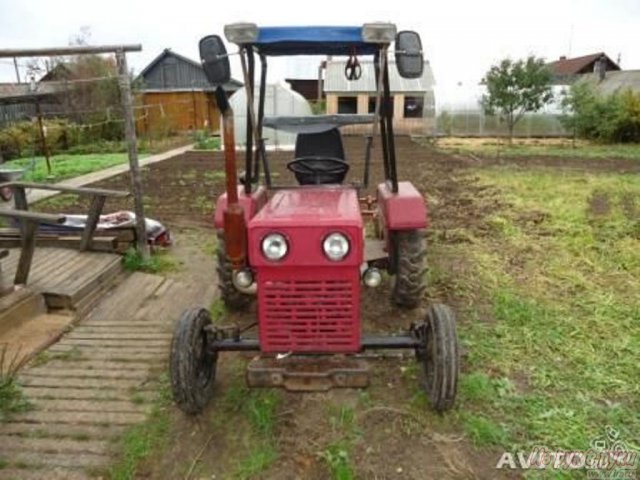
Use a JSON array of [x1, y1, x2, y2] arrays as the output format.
[[258, 270, 360, 353]]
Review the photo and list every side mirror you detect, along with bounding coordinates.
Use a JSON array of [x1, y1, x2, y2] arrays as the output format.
[[199, 35, 231, 86], [395, 31, 424, 79]]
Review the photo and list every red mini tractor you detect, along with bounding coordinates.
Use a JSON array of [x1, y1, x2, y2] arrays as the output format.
[[170, 23, 459, 413]]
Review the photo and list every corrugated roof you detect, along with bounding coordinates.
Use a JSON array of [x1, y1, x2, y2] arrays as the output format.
[[323, 60, 434, 93], [547, 52, 620, 77], [138, 49, 243, 92], [579, 70, 640, 96]]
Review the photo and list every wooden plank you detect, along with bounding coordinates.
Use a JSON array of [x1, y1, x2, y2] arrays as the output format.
[[0, 236, 118, 252], [79, 195, 106, 251], [0, 226, 136, 242], [0, 181, 130, 198], [0, 209, 65, 224], [0, 422, 126, 439]]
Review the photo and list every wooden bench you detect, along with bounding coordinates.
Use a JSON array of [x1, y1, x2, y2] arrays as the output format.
[[0, 209, 66, 285], [0, 181, 131, 251]]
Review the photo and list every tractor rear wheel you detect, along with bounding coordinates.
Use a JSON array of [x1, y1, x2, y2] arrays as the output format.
[[170, 308, 217, 415], [391, 230, 427, 308], [415, 304, 459, 412], [216, 230, 252, 311]]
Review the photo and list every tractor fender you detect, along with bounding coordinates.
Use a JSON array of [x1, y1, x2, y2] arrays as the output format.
[[376, 181, 428, 231], [213, 185, 268, 229]]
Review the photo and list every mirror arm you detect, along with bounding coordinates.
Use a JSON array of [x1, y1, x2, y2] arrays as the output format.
[[244, 49, 255, 195]]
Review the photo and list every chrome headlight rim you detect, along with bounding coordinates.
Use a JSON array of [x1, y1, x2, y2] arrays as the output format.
[[323, 232, 350, 262], [261, 232, 289, 261]]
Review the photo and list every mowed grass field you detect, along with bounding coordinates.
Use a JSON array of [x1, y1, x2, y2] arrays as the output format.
[[446, 169, 640, 449]]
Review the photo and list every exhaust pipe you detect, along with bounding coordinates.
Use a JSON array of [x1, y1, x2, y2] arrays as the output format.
[[215, 86, 247, 270]]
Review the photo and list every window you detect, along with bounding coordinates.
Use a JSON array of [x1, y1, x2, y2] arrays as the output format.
[[337, 96, 357, 114], [403, 96, 424, 118], [368, 96, 394, 117], [368, 97, 376, 113]]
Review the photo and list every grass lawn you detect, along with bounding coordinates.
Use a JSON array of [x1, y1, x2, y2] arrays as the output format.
[[4, 152, 148, 183], [434, 166, 640, 464], [435, 137, 640, 160]]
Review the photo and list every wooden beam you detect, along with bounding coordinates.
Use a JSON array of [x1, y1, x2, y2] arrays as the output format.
[[0, 209, 65, 224], [80, 195, 106, 251], [0, 236, 118, 252], [0, 45, 141, 58], [116, 50, 149, 259], [0, 181, 130, 198], [13, 186, 28, 211]]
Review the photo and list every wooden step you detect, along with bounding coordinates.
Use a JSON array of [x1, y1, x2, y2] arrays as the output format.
[[44, 255, 123, 310]]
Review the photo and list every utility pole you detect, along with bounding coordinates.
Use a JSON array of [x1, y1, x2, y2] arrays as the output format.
[[13, 57, 21, 83], [116, 49, 149, 259]]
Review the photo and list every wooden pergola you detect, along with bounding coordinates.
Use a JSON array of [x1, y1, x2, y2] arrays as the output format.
[[0, 44, 149, 259]]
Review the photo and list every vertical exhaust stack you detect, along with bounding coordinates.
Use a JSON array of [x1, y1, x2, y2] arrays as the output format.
[[216, 87, 247, 269]]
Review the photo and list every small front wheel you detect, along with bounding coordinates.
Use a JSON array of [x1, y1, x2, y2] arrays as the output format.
[[414, 304, 459, 412], [170, 308, 217, 414]]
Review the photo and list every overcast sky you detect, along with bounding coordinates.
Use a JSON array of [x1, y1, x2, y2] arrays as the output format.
[[1, 0, 639, 106]]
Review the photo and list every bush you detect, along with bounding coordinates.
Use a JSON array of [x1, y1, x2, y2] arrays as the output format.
[[562, 83, 640, 143], [192, 130, 220, 150]]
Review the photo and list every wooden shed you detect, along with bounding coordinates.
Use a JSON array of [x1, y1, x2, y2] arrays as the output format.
[[136, 49, 242, 135]]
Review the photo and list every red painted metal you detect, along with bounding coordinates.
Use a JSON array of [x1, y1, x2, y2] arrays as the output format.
[[248, 187, 363, 267], [248, 187, 363, 353], [258, 267, 361, 353], [377, 181, 428, 230], [214, 185, 268, 229]]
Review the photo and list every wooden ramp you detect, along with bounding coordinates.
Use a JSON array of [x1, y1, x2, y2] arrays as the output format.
[[0, 272, 216, 479], [1, 247, 123, 312]]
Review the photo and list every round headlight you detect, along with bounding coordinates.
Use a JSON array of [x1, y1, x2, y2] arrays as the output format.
[[261, 233, 288, 261], [323, 232, 350, 261]]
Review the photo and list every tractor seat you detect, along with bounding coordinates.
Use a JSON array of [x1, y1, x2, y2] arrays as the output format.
[[291, 128, 348, 185]]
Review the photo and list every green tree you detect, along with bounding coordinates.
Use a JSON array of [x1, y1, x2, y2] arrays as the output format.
[[481, 56, 553, 143]]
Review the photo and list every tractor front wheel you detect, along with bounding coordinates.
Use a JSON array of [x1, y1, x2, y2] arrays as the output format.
[[391, 230, 427, 309], [216, 230, 252, 311], [170, 308, 217, 415], [414, 304, 459, 412]]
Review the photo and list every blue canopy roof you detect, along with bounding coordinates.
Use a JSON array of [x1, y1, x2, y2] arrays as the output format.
[[252, 26, 381, 56]]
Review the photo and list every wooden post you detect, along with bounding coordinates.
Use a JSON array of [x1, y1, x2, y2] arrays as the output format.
[[80, 194, 106, 251], [35, 100, 52, 175], [116, 49, 149, 259], [14, 220, 38, 285], [13, 186, 28, 211]]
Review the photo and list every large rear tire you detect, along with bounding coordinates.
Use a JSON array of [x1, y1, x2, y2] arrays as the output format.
[[216, 230, 252, 311], [170, 308, 217, 415], [415, 304, 459, 412], [391, 230, 427, 309]]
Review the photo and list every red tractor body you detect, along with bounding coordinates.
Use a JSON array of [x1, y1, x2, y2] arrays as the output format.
[[249, 187, 363, 353], [170, 24, 460, 415]]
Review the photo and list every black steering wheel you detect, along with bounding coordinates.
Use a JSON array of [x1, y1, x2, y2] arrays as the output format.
[[286, 156, 350, 184]]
